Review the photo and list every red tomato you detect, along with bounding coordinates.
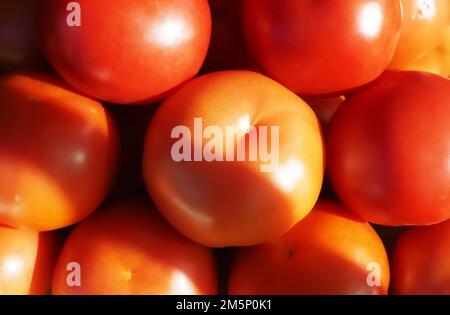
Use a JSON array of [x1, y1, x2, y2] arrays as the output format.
[[38, 0, 211, 104], [52, 202, 217, 295], [392, 219, 450, 294], [201, 0, 257, 73], [228, 201, 390, 294], [143, 71, 324, 247], [388, 0, 448, 69], [0, 225, 58, 295], [328, 71, 450, 226], [242, 0, 402, 95], [0, 0, 47, 72], [0, 73, 119, 231]]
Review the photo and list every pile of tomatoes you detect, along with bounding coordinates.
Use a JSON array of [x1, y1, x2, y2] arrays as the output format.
[[0, 0, 449, 295]]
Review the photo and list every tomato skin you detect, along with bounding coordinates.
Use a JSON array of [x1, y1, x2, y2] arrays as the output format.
[[143, 71, 324, 248], [0, 73, 119, 231], [52, 202, 217, 295], [0, 225, 58, 295], [228, 201, 390, 295], [38, 0, 211, 104], [328, 71, 450, 226], [392, 219, 450, 294], [242, 0, 402, 95], [388, 0, 448, 69], [0, 0, 47, 72]]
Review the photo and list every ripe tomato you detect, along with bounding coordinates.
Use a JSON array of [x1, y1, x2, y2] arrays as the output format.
[[242, 0, 402, 95], [228, 201, 390, 294], [388, 0, 448, 69], [201, 0, 257, 73], [392, 219, 450, 294], [0, 73, 119, 231], [0, 0, 47, 72], [38, 0, 211, 104], [0, 225, 58, 295], [328, 71, 450, 226], [52, 202, 217, 295], [399, 49, 443, 75], [143, 71, 324, 247]]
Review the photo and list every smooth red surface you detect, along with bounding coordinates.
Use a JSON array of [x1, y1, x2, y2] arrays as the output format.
[[0, 73, 119, 231], [242, 0, 402, 95], [143, 71, 324, 247], [328, 71, 450, 226], [52, 202, 218, 295], [38, 0, 212, 104], [392, 219, 450, 294], [228, 201, 390, 294]]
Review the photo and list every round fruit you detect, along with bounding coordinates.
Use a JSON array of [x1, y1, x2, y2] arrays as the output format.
[[38, 0, 212, 104], [242, 0, 402, 95], [52, 202, 217, 295], [143, 70, 324, 247], [328, 71, 450, 226], [0, 73, 119, 231], [392, 219, 450, 294], [228, 201, 390, 294]]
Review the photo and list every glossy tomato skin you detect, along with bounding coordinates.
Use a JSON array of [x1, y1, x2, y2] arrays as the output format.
[[0, 225, 58, 295], [0, 0, 47, 72], [38, 0, 211, 104], [328, 71, 450, 226], [242, 0, 402, 95], [392, 219, 450, 294], [52, 202, 217, 295], [0, 73, 119, 231], [389, 0, 448, 69], [228, 201, 390, 294], [143, 71, 324, 248]]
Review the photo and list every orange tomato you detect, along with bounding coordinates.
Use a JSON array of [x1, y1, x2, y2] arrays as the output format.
[[0, 225, 58, 294], [389, 0, 448, 69], [0, 73, 119, 231], [143, 71, 324, 247], [392, 219, 450, 294], [228, 201, 390, 294], [52, 202, 217, 295]]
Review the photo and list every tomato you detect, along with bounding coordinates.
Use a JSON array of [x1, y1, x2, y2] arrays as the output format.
[[392, 219, 450, 294], [201, 0, 257, 73], [328, 71, 450, 226], [0, 225, 58, 295], [0, 0, 47, 72], [242, 0, 402, 95], [439, 24, 450, 77], [388, 0, 448, 69], [399, 49, 443, 75], [38, 0, 211, 104], [0, 73, 119, 231], [143, 71, 324, 247], [52, 202, 217, 295], [228, 201, 390, 294]]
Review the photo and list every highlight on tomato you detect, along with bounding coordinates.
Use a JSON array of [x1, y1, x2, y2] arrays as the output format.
[[0, 225, 58, 295], [38, 0, 212, 104], [0, 72, 119, 231], [143, 70, 324, 247], [327, 71, 450, 226], [52, 202, 218, 295]]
